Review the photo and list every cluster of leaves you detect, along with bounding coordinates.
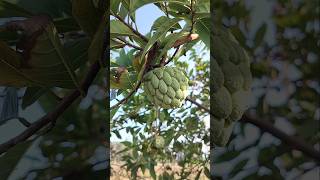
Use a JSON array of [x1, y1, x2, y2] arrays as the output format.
[[213, 0, 319, 179], [0, 0, 107, 179], [110, 0, 210, 179]]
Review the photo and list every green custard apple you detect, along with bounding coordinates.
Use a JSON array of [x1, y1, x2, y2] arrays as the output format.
[[143, 66, 189, 109], [212, 22, 252, 147]]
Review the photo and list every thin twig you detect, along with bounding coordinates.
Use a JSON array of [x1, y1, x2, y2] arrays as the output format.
[[164, 46, 180, 66], [115, 38, 143, 51], [186, 97, 211, 115], [111, 13, 148, 43], [110, 81, 142, 109], [189, 0, 195, 34]]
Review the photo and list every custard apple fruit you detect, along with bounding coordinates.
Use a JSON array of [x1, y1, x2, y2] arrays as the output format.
[[212, 22, 252, 146], [155, 135, 165, 148], [143, 66, 189, 109]]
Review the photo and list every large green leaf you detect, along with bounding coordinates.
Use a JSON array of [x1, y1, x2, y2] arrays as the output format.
[[22, 86, 48, 109], [139, 17, 181, 76], [0, 0, 33, 18], [0, 17, 82, 88], [195, 17, 210, 48], [72, 0, 103, 37], [0, 41, 34, 86], [110, 19, 138, 38], [0, 141, 32, 179], [89, 15, 106, 64]]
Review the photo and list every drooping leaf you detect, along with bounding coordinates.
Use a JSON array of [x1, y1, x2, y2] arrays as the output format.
[[72, 0, 104, 37], [89, 15, 107, 64], [22, 86, 48, 109], [229, 159, 249, 178]]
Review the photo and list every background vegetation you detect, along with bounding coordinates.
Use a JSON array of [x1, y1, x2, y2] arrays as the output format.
[[212, 0, 319, 179]]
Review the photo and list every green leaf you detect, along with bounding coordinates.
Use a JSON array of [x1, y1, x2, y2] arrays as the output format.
[[0, 0, 33, 18], [195, 0, 210, 13], [110, 0, 121, 14], [195, 17, 210, 48], [148, 161, 156, 180], [215, 151, 241, 163], [151, 16, 181, 32], [111, 106, 119, 119], [0, 17, 82, 89], [139, 17, 181, 78], [113, 130, 122, 139], [254, 23, 267, 47], [0, 41, 33, 87], [22, 87, 48, 109], [110, 19, 138, 38], [0, 141, 32, 179], [229, 159, 249, 178], [110, 39, 125, 49], [72, 0, 104, 37], [53, 17, 81, 33], [155, 31, 188, 63], [122, 141, 132, 147], [130, 0, 187, 13], [89, 16, 106, 64], [204, 166, 210, 178]]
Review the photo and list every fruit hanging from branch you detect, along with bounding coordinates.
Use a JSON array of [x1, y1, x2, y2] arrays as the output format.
[[212, 22, 252, 147], [143, 66, 189, 109]]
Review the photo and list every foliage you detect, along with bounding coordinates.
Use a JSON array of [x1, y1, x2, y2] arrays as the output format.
[[0, 0, 107, 179], [110, 0, 210, 179], [212, 0, 319, 179]]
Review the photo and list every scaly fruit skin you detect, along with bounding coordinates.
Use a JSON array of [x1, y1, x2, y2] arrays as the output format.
[[212, 22, 252, 147], [143, 67, 189, 109], [155, 136, 165, 149]]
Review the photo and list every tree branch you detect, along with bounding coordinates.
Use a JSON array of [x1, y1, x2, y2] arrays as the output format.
[[111, 13, 148, 43], [186, 97, 320, 162], [110, 80, 142, 109], [241, 115, 320, 162], [0, 62, 101, 154], [164, 46, 180, 66]]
